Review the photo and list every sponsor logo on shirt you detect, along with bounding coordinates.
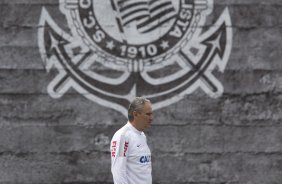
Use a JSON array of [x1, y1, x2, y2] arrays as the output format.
[[140, 155, 151, 163], [111, 141, 117, 157], [124, 141, 129, 157]]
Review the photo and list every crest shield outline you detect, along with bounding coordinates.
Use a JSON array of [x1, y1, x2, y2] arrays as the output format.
[[38, 0, 233, 117]]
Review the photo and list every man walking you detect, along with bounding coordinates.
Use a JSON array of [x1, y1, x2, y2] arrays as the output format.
[[111, 97, 153, 184]]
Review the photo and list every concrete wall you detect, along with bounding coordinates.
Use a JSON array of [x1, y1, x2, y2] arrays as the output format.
[[0, 0, 282, 184]]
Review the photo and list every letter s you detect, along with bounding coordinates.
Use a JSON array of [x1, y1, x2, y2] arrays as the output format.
[[93, 30, 105, 43]]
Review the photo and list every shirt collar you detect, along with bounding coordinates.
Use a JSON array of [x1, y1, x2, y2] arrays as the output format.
[[127, 122, 142, 134]]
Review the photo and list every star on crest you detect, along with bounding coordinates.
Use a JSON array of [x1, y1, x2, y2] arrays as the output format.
[[160, 40, 169, 50], [106, 40, 115, 50]]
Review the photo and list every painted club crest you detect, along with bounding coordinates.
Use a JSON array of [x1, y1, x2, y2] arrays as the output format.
[[38, 0, 232, 116]]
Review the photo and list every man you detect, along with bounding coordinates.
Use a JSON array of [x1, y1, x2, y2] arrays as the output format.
[[111, 97, 153, 184]]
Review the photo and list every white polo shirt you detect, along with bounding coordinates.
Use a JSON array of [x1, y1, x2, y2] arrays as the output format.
[[111, 122, 152, 184]]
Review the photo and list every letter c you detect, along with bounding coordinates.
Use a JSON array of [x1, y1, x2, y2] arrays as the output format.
[[140, 156, 145, 163]]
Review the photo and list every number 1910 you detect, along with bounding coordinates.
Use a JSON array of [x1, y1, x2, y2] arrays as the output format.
[[120, 44, 158, 58]]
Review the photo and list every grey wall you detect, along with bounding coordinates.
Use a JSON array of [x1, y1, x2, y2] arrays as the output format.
[[1, 0, 282, 184]]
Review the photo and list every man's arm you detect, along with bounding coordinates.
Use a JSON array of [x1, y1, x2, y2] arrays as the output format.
[[111, 134, 129, 184]]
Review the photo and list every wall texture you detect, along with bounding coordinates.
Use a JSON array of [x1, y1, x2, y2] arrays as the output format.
[[0, 0, 282, 184]]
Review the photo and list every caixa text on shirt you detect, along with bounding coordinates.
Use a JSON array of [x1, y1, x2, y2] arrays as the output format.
[[140, 155, 151, 164]]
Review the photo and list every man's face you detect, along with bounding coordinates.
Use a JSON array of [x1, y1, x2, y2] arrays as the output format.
[[134, 102, 153, 131]]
